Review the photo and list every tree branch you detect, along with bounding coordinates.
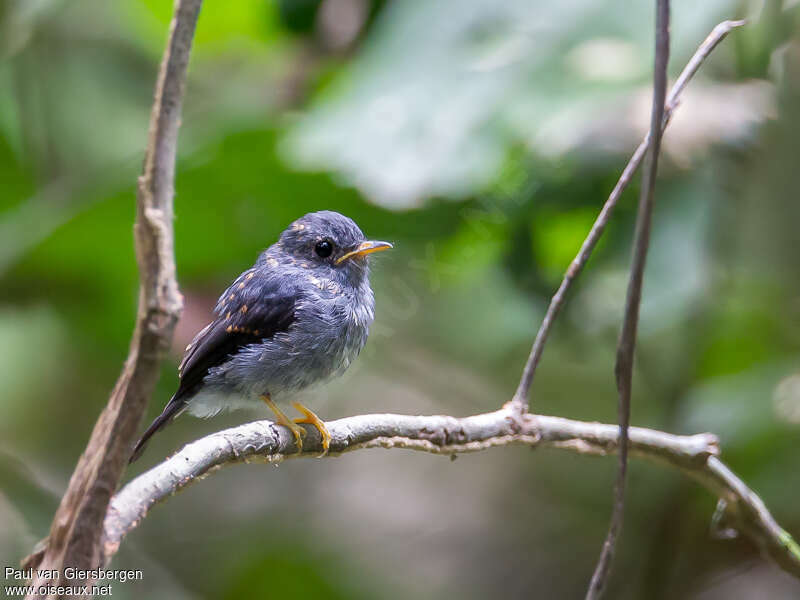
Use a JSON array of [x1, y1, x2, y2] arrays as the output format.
[[586, 2, 670, 598], [510, 18, 747, 412], [100, 409, 800, 578], [24, 0, 199, 596]]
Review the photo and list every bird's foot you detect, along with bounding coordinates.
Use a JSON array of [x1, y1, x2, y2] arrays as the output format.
[[292, 402, 331, 457], [261, 395, 306, 453]]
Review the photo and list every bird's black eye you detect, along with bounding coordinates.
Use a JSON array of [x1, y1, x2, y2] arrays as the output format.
[[314, 240, 333, 258]]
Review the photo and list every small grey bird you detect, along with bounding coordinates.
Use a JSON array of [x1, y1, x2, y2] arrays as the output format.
[[130, 210, 392, 462]]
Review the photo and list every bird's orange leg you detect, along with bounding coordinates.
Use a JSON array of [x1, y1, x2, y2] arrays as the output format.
[[261, 395, 306, 452], [292, 402, 331, 456]]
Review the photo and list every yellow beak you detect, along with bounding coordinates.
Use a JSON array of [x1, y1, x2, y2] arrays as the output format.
[[335, 240, 393, 264]]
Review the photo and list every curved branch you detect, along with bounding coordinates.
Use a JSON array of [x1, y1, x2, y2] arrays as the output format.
[[102, 410, 800, 579]]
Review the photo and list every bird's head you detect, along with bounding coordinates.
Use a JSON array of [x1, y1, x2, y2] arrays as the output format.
[[276, 211, 392, 283]]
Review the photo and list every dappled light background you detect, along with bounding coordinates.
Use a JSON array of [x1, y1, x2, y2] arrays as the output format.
[[2, 0, 800, 598]]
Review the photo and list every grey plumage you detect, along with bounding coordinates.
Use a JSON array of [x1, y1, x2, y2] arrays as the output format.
[[130, 210, 390, 462]]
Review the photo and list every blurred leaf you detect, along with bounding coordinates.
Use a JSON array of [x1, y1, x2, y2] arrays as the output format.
[[284, 0, 737, 207]]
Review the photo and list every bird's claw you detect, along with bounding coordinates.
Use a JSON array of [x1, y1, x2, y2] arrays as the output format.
[[262, 395, 306, 453], [292, 401, 331, 457]]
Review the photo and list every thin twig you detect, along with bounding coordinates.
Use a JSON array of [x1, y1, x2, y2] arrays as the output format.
[[23, 0, 198, 596], [100, 409, 800, 579], [586, 2, 670, 599], [510, 19, 747, 412]]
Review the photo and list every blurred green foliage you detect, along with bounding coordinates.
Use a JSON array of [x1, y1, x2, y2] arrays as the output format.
[[1, 0, 800, 598]]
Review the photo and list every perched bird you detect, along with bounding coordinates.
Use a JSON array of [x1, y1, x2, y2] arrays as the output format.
[[130, 210, 392, 462]]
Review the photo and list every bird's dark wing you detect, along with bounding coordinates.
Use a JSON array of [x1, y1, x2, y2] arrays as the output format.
[[130, 269, 298, 463], [176, 270, 298, 400]]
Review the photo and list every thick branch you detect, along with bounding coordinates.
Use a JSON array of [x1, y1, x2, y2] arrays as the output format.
[[101, 410, 800, 578], [24, 1, 199, 596], [511, 19, 747, 411]]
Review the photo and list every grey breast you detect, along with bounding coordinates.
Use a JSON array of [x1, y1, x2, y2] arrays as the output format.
[[220, 271, 374, 400]]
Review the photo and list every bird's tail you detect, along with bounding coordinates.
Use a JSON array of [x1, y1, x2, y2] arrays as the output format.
[[129, 396, 186, 464]]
